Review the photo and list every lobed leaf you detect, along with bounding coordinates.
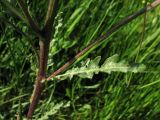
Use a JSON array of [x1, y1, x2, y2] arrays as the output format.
[[54, 54, 146, 80]]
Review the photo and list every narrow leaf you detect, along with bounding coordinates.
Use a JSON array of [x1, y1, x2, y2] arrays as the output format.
[[1, 0, 26, 22]]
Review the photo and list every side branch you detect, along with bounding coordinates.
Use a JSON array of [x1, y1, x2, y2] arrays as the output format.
[[43, 0, 58, 40], [44, 0, 58, 31], [47, 0, 160, 81], [17, 0, 41, 37]]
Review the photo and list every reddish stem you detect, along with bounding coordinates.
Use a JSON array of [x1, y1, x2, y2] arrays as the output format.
[[27, 0, 58, 118], [26, 0, 160, 119], [27, 40, 50, 118], [47, 0, 160, 80]]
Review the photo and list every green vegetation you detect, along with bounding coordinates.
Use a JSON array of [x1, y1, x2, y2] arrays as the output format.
[[0, 0, 160, 119]]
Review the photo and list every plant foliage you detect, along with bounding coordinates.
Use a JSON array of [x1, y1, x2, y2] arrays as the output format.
[[55, 54, 146, 80], [0, 0, 160, 119]]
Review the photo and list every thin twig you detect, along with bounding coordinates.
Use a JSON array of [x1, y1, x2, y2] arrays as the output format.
[[17, 0, 42, 37], [47, 0, 160, 81]]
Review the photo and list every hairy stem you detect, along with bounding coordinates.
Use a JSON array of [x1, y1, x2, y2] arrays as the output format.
[[47, 0, 160, 80]]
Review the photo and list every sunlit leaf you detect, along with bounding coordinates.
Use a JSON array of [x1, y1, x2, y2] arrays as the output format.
[[55, 54, 146, 80]]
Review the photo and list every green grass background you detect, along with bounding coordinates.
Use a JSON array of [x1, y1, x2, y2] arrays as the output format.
[[0, 0, 160, 119]]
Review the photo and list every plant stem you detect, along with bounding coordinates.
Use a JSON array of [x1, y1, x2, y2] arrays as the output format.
[[17, 0, 41, 37], [27, 0, 160, 118], [47, 0, 160, 81], [44, 0, 58, 30], [27, 40, 49, 118], [27, 0, 58, 118]]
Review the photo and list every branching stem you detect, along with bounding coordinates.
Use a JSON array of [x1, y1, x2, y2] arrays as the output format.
[[47, 0, 160, 80], [27, 0, 58, 118], [13, 0, 159, 118]]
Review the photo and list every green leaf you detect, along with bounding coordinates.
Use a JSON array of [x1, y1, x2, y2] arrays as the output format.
[[64, 0, 94, 38], [55, 54, 146, 80], [101, 54, 146, 73], [1, 0, 26, 22], [139, 78, 160, 89], [39, 101, 71, 120]]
